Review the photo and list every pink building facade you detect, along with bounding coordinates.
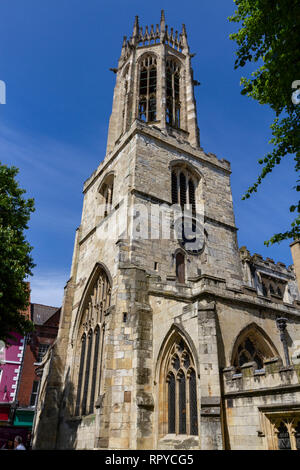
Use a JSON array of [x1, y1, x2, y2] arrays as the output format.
[[0, 333, 25, 404], [0, 333, 26, 447]]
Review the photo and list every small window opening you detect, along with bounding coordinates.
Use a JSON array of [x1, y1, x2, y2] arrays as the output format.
[[176, 252, 185, 283]]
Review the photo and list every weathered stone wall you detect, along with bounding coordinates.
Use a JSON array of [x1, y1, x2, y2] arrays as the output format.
[[129, 129, 242, 288], [216, 299, 300, 368], [33, 12, 300, 450], [223, 363, 300, 450]]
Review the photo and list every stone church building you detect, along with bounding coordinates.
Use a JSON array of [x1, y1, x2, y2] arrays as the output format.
[[33, 12, 300, 450]]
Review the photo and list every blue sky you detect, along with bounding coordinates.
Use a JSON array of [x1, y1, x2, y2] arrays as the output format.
[[0, 1, 296, 307]]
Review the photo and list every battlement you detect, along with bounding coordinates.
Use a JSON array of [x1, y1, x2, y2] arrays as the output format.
[[239, 246, 294, 277]]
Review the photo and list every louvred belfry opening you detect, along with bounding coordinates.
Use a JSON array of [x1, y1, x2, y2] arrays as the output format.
[[138, 55, 157, 122], [166, 59, 181, 128]]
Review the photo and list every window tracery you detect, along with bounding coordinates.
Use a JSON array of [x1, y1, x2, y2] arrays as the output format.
[[165, 338, 198, 435], [75, 268, 111, 416], [234, 336, 264, 370], [171, 167, 197, 216], [232, 325, 276, 372]]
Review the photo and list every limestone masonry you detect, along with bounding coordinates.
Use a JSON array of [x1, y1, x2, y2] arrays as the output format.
[[33, 12, 300, 450]]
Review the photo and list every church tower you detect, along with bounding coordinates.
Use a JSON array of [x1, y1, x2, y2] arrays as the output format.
[[33, 10, 242, 451], [106, 11, 200, 154], [33, 11, 300, 451]]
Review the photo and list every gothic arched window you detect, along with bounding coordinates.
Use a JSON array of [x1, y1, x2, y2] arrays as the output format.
[[75, 267, 111, 416], [232, 324, 277, 372], [166, 58, 181, 128], [165, 338, 198, 436], [138, 55, 157, 122], [235, 336, 264, 370], [99, 173, 114, 218], [171, 166, 198, 215]]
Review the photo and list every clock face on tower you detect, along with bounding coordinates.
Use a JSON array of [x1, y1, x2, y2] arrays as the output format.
[[174, 216, 204, 255]]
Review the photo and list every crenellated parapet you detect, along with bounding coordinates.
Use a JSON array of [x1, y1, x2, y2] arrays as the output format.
[[239, 246, 299, 304]]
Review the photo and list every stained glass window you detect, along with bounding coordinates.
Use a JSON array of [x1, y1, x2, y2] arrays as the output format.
[[189, 370, 198, 435], [75, 334, 86, 416], [166, 337, 198, 436], [89, 326, 101, 414], [179, 373, 186, 434], [81, 330, 93, 415], [168, 373, 176, 434]]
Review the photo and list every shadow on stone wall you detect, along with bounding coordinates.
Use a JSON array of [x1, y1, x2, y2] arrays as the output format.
[[215, 314, 231, 450], [33, 348, 79, 449]]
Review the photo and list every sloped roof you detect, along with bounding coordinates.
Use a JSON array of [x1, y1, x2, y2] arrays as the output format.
[[30, 303, 60, 325]]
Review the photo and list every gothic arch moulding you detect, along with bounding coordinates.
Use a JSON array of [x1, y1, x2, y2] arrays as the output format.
[[169, 159, 205, 183], [230, 322, 280, 371], [137, 51, 158, 64], [169, 160, 206, 206], [165, 53, 183, 69], [71, 262, 112, 417], [121, 62, 131, 78], [97, 172, 115, 218], [71, 262, 112, 344], [97, 171, 115, 195]]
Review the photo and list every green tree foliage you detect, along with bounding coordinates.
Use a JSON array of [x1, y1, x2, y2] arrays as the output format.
[[229, 0, 300, 245], [0, 163, 35, 343]]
